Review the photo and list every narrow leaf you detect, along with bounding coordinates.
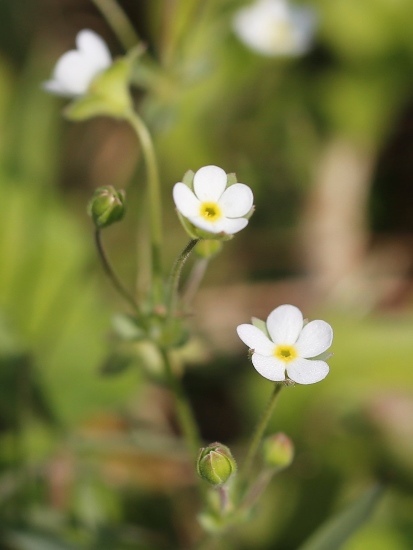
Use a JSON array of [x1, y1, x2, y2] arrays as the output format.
[[298, 485, 384, 550]]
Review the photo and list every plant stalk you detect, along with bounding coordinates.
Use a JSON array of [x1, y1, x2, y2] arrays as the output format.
[[125, 111, 164, 305], [167, 239, 199, 317], [94, 229, 138, 310], [160, 349, 201, 461], [241, 384, 283, 478]]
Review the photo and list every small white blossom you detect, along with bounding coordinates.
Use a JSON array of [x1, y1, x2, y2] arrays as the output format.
[[43, 29, 112, 97], [237, 304, 333, 385], [233, 0, 317, 57], [173, 165, 254, 236]]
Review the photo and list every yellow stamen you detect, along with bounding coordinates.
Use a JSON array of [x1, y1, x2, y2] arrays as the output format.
[[199, 201, 222, 222], [274, 344, 297, 362]]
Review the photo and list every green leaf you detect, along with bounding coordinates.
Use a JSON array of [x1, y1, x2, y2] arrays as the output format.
[[5, 530, 81, 550], [298, 485, 384, 550]]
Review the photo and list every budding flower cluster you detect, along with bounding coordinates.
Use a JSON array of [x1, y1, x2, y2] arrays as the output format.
[[197, 443, 237, 487]]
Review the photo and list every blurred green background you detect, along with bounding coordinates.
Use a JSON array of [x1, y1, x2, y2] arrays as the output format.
[[1, 0, 413, 548]]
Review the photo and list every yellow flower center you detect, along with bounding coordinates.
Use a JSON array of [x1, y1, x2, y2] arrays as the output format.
[[199, 201, 222, 222], [274, 344, 297, 362]]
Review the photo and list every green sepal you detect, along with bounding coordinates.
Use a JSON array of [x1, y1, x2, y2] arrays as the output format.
[[251, 317, 270, 338], [195, 239, 223, 259], [182, 169, 195, 187], [176, 210, 234, 241], [111, 313, 146, 341], [64, 57, 133, 121], [227, 172, 237, 185]]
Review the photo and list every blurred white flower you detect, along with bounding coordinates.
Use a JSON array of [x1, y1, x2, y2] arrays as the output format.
[[233, 0, 317, 57], [43, 29, 112, 97], [237, 304, 333, 384], [173, 165, 254, 236]]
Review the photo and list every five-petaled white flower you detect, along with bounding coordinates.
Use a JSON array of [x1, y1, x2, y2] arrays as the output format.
[[237, 304, 333, 385], [173, 165, 254, 236], [233, 0, 317, 57], [43, 29, 112, 97]]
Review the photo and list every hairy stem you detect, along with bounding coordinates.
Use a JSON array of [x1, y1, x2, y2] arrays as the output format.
[[167, 239, 199, 317]]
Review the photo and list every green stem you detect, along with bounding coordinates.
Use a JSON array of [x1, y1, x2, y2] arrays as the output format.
[[239, 469, 274, 514], [91, 0, 141, 50], [125, 111, 163, 305], [182, 257, 209, 309], [241, 384, 283, 478], [94, 229, 138, 311], [160, 349, 201, 461], [167, 239, 199, 317]]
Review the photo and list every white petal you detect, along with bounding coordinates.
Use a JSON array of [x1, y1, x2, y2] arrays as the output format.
[[219, 184, 254, 218], [173, 183, 200, 217], [193, 165, 228, 202], [42, 79, 70, 96], [237, 324, 275, 355], [76, 29, 112, 71], [266, 304, 303, 345], [215, 217, 249, 234], [289, 8, 317, 55], [295, 320, 333, 358], [233, 0, 316, 57], [52, 51, 97, 95], [251, 353, 286, 381], [187, 215, 248, 235], [286, 358, 329, 385]]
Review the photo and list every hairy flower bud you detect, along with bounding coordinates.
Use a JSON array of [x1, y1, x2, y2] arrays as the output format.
[[197, 443, 237, 486], [262, 432, 294, 470], [88, 186, 126, 228]]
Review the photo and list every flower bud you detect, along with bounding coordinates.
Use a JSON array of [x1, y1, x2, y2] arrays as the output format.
[[262, 432, 294, 470], [197, 443, 237, 487], [88, 186, 126, 228]]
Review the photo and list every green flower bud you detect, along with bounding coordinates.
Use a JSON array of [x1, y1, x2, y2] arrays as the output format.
[[197, 443, 237, 487], [88, 186, 126, 228], [262, 432, 294, 470]]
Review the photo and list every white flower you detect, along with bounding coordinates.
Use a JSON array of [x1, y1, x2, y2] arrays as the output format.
[[237, 304, 333, 385], [43, 29, 112, 97], [233, 0, 317, 57], [173, 165, 254, 236]]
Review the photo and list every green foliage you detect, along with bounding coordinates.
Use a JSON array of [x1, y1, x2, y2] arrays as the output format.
[[1, 0, 413, 548], [298, 485, 384, 550]]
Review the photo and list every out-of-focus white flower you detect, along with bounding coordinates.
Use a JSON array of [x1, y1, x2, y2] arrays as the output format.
[[233, 0, 317, 57], [43, 29, 112, 97], [173, 165, 254, 237], [237, 304, 333, 384]]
